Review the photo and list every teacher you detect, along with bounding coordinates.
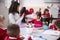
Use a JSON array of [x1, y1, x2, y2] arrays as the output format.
[[9, 1, 24, 25]]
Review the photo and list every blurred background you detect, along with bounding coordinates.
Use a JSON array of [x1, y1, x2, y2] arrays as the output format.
[[0, 0, 60, 27]]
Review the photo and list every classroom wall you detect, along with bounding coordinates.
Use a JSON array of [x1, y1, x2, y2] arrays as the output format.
[[0, 0, 8, 27], [44, 0, 60, 2], [4, 0, 60, 18], [21, 0, 60, 18]]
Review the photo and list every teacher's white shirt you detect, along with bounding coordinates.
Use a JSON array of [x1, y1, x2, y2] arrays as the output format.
[[9, 13, 24, 25]]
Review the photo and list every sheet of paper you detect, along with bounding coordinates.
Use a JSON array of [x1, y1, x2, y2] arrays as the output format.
[[42, 30, 60, 36]]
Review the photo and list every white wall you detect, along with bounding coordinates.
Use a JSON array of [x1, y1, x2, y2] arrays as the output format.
[[21, 0, 60, 18], [44, 0, 60, 2], [22, 0, 45, 7], [5, 0, 12, 8], [5, 0, 20, 8], [3, 0, 60, 21], [45, 3, 59, 18], [0, 0, 8, 27]]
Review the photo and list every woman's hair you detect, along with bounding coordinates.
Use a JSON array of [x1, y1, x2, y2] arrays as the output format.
[[0, 15, 5, 22], [7, 24, 20, 37], [54, 19, 60, 28], [9, 1, 20, 14], [20, 7, 26, 16], [44, 9, 49, 14]]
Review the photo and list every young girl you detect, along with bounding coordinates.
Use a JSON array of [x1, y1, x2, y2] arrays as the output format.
[[36, 8, 41, 17], [5, 24, 23, 40], [54, 19, 60, 31], [0, 15, 7, 40], [29, 13, 43, 28], [42, 9, 50, 25], [9, 1, 24, 24]]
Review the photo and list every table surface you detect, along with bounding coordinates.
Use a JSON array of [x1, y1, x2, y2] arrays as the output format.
[[20, 28, 60, 40], [3, 27, 59, 40]]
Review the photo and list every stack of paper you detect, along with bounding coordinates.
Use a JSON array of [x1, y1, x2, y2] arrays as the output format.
[[43, 30, 60, 36]]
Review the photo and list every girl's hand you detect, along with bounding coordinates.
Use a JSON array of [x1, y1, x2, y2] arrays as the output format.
[[22, 13, 25, 16]]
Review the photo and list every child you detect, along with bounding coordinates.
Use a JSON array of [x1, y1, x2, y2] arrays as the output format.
[[50, 23, 57, 30], [42, 9, 50, 25], [0, 15, 7, 40], [36, 8, 41, 17], [5, 24, 23, 40], [29, 13, 43, 28], [54, 19, 60, 40], [50, 19, 60, 30], [54, 19, 60, 31]]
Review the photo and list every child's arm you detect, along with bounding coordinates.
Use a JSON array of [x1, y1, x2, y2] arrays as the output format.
[[16, 13, 25, 24], [28, 19, 35, 23]]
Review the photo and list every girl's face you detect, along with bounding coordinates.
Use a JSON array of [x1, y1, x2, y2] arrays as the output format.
[[36, 15, 40, 19], [45, 11, 49, 14], [39, 8, 41, 12], [37, 16, 40, 19]]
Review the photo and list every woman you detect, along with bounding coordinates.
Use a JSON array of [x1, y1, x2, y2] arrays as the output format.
[[9, 1, 24, 25]]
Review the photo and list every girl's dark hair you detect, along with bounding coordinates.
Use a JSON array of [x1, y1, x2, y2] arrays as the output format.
[[20, 7, 26, 16], [36, 12, 41, 18], [36, 12, 43, 21], [9, 1, 20, 14], [44, 9, 49, 14]]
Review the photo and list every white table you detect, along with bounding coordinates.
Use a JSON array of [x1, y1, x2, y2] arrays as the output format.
[[20, 28, 60, 40]]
